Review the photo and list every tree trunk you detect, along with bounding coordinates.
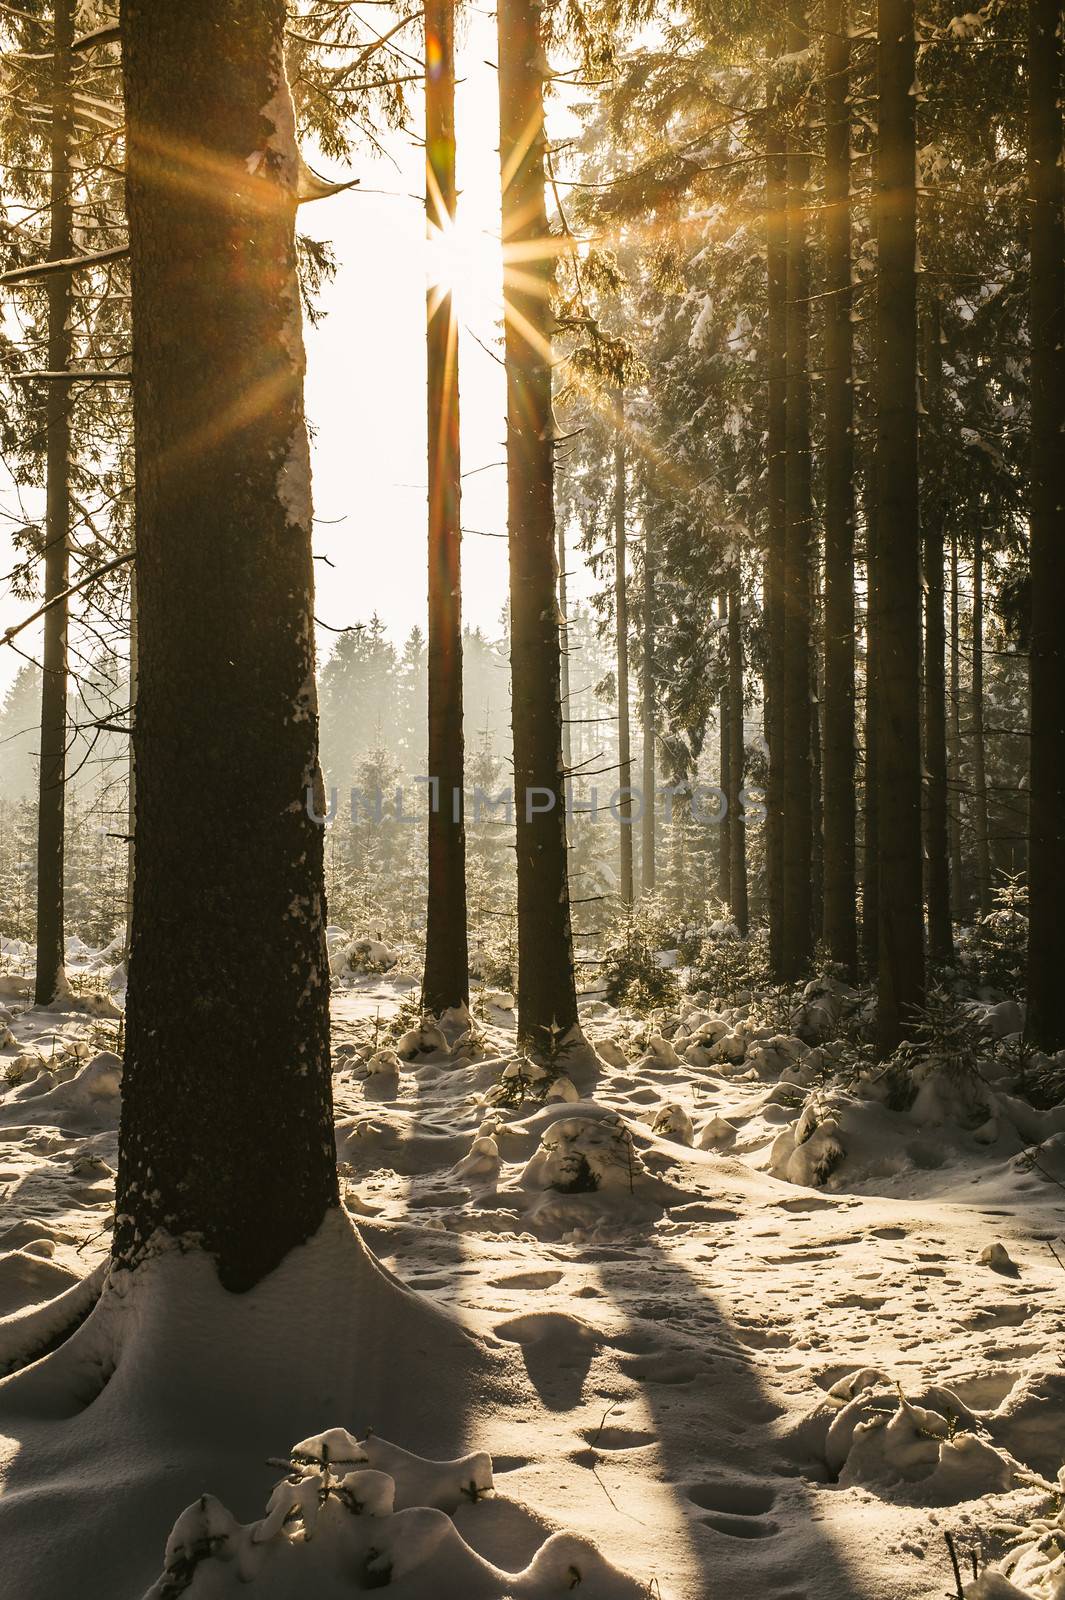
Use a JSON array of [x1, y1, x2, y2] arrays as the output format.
[[125, 569, 138, 956], [497, 0, 579, 1052], [971, 522, 992, 917], [874, 0, 925, 1052], [1025, 0, 1065, 1049], [821, 0, 858, 977], [921, 290, 953, 963], [422, 0, 469, 1017], [114, 0, 337, 1291], [728, 567, 749, 934], [811, 561, 824, 936], [34, 0, 74, 1008], [780, 0, 814, 981], [947, 528, 966, 920], [719, 591, 732, 906], [641, 519, 656, 893], [862, 480, 880, 972], [614, 394, 634, 904], [765, 41, 787, 977], [558, 521, 572, 778]]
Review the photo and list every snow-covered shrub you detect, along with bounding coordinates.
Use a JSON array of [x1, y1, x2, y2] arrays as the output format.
[[483, 1055, 551, 1110], [964, 1476, 1065, 1597], [143, 1428, 644, 1598], [467, 916, 517, 991], [520, 1113, 642, 1195], [686, 923, 771, 1005], [962, 876, 1028, 994], [599, 899, 679, 1014], [820, 1370, 1018, 1501]]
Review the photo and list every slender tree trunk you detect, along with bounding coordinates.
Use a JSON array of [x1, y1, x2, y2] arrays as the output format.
[[875, 0, 925, 1052], [114, 0, 337, 1290], [780, 0, 814, 980], [497, 0, 579, 1052], [947, 528, 965, 920], [821, 0, 857, 976], [719, 591, 732, 906], [971, 524, 992, 916], [125, 569, 138, 956], [423, 0, 469, 1016], [728, 567, 749, 933], [614, 394, 634, 904], [34, 0, 74, 1007], [921, 290, 953, 962], [558, 521, 572, 778], [811, 560, 824, 936], [641, 520, 656, 893], [765, 41, 787, 976], [1026, 0, 1065, 1049], [862, 481, 880, 971]]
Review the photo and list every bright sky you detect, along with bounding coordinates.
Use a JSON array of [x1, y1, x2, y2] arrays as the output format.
[[0, 7, 592, 703]]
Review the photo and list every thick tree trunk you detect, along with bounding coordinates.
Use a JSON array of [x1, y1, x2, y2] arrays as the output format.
[[614, 395, 634, 904], [947, 529, 966, 920], [765, 44, 787, 977], [728, 568, 749, 934], [641, 521, 656, 893], [874, 0, 925, 1052], [34, 0, 74, 1008], [423, 0, 469, 1016], [780, 0, 814, 981], [1025, 0, 1065, 1049], [921, 291, 953, 963], [821, 0, 858, 977], [114, 0, 337, 1290], [971, 524, 992, 916], [497, 0, 579, 1052], [719, 591, 732, 906]]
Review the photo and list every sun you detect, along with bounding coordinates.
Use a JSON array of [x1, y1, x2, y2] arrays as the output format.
[[425, 209, 502, 328]]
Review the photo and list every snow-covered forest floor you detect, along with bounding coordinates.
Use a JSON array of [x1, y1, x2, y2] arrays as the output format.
[[0, 937, 1063, 1599]]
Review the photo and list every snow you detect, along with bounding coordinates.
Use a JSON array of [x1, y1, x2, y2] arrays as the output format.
[[0, 953, 1063, 1598]]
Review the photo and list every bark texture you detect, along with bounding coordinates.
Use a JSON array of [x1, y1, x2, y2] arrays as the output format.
[[821, 0, 857, 976], [874, 0, 925, 1052], [921, 289, 953, 963], [423, 0, 469, 1016], [1025, 0, 1065, 1049], [34, 0, 74, 1007], [614, 396, 634, 904], [780, 2, 814, 980], [641, 521, 656, 893], [727, 569, 749, 933], [765, 47, 787, 976], [114, 0, 337, 1290], [497, 0, 579, 1052]]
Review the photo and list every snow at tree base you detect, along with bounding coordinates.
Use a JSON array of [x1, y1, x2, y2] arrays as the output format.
[[0, 942, 1063, 1599]]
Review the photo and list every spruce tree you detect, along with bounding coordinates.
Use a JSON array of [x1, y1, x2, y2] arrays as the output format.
[[1025, 0, 1065, 1050], [114, 0, 337, 1289], [821, 0, 858, 977], [422, 0, 469, 1017], [874, 0, 925, 1051], [497, 0, 580, 1053]]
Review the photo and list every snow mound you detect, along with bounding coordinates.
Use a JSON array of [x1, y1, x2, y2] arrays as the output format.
[[328, 934, 397, 979], [821, 1369, 1020, 1502], [519, 1114, 647, 1196], [0, 1050, 122, 1130], [143, 1429, 644, 1599], [966, 1488, 1065, 1598]]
